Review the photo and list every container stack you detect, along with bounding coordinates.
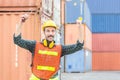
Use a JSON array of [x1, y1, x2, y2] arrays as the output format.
[[0, 0, 41, 80], [90, 0, 120, 70], [64, 0, 92, 73], [0, 0, 65, 80]]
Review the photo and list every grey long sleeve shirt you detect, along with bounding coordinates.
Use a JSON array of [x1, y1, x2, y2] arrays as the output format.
[[13, 34, 84, 57]]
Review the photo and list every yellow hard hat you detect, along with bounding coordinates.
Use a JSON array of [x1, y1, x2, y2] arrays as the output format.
[[42, 20, 58, 31]]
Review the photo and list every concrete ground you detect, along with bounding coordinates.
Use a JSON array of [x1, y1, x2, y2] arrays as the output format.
[[61, 71, 120, 80]]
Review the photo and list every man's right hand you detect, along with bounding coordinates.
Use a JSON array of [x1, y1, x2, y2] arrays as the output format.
[[20, 13, 29, 23], [15, 14, 29, 37]]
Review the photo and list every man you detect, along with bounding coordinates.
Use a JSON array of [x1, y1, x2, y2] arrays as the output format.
[[14, 14, 84, 80]]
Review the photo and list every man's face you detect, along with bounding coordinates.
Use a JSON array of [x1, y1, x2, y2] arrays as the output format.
[[44, 27, 56, 41]]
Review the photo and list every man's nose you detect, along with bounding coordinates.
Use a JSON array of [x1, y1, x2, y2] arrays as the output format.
[[49, 31, 53, 35]]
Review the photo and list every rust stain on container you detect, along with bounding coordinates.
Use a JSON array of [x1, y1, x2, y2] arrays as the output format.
[[0, 12, 40, 80], [92, 52, 120, 70], [92, 33, 120, 51]]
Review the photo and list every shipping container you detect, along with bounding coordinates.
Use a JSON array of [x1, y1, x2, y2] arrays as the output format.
[[87, 0, 120, 13], [61, 0, 65, 25], [60, 57, 65, 72], [0, 0, 37, 7], [65, 49, 92, 73], [65, 24, 92, 50], [65, 0, 81, 23], [64, 23, 92, 72], [92, 33, 120, 52], [65, 0, 91, 30], [0, 12, 40, 80], [85, 50, 92, 71], [84, 24, 92, 50], [65, 24, 81, 44], [65, 50, 85, 73], [92, 14, 120, 33], [92, 52, 120, 70], [84, 2, 91, 30]]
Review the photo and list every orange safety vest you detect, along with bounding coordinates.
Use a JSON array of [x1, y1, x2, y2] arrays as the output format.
[[32, 42, 62, 79]]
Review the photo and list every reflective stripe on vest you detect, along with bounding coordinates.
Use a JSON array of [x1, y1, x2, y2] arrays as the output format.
[[38, 50, 58, 56], [37, 66, 55, 71]]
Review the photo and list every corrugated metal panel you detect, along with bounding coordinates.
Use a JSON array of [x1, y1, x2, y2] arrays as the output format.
[[65, 24, 81, 44], [92, 14, 120, 33], [65, 1, 91, 29], [85, 50, 92, 71], [0, 7, 37, 12], [84, 2, 91, 30], [84, 24, 92, 50], [87, 0, 120, 13], [65, 24, 92, 50], [0, 12, 40, 80], [60, 57, 65, 72], [65, 0, 82, 23], [61, 0, 65, 25], [92, 34, 120, 51], [0, 14, 11, 80], [92, 52, 120, 70], [65, 49, 92, 72], [0, 14, 3, 79], [65, 50, 85, 73], [0, 0, 36, 7]]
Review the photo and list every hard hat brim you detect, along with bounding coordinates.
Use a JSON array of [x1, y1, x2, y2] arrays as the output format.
[[42, 26, 58, 31]]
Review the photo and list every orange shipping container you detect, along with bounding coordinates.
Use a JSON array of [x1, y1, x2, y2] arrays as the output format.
[[61, 0, 65, 25], [65, 24, 80, 45], [65, 24, 92, 51], [92, 52, 120, 70], [92, 33, 120, 51], [0, 12, 40, 80], [84, 24, 92, 50], [0, 0, 37, 7]]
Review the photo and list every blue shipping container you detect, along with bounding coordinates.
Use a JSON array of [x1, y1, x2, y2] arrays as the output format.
[[65, 50, 85, 73], [87, 0, 120, 13], [85, 50, 92, 71], [84, 2, 92, 30], [65, 0, 91, 30], [60, 57, 65, 72], [65, 0, 81, 23], [92, 14, 120, 33], [65, 49, 92, 73]]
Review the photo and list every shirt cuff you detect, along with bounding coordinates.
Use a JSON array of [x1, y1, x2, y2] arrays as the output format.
[[14, 33, 21, 38]]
